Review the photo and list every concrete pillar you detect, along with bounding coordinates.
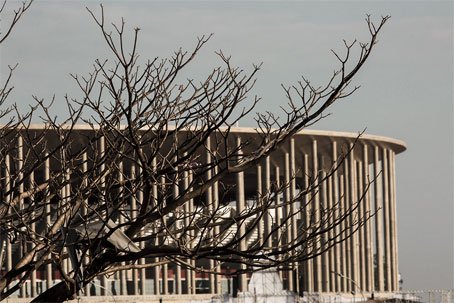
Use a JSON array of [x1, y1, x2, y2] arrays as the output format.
[[44, 154, 52, 291], [79, 153, 91, 296], [151, 159, 160, 295], [320, 170, 329, 292], [303, 153, 313, 292], [327, 170, 335, 292], [163, 263, 169, 295], [343, 157, 351, 293], [29, 170, 36, 297], [290, 138, 299, 293], [119, 161, 128, 295], [235, 137, 247, 292], [340, 160, 350, 293], [17, 135, 23, 200], [357, 160, 366, 292], [362, 145, 374, 292], [99, 136, 108, 295], [4, 154, 12, 278], [264, 155, 272, 249], [128, 165, 138, 295], [173, 160, 182, 295], [206, 137, 215, 295], [182, 166, 191, 295], [284, 152, 293, 291], [385, 149, 397, 291], [133, 164, 146, 295], [390, 151, 399, 291], [382, 148, 392, 291], [153, 247, 160, 294], [208, 252, 215, 293], [312, 139, 322, 292], [188, 170, 196, 294], [65, 163, 71, 277], [257, 164, 263, 247], [274, 165, 283, 282], [374, 146, 384, 291], [348, 144, 359, 294], [212, 164, 222, 294], [332, 142, 341, 293], [161, 174, 169, 295], [16, 136, 27, 297]]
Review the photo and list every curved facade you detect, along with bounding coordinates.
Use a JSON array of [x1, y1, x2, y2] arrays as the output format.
[[0, 126, 406, 299]]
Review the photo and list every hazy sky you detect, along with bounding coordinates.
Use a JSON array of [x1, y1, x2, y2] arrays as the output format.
[[1, 0, 452, 291]]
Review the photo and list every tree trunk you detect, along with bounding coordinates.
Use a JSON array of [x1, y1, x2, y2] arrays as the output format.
[[31, 281, 75, 303]]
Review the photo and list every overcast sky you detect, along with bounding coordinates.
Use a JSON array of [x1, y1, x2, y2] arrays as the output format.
[[1, 0, 452, 291]]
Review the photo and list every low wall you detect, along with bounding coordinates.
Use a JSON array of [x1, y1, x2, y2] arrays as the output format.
[[3, 294, 218, 303]]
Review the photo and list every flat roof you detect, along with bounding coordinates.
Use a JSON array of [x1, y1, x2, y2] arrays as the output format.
[[4, 124, 407, 154]]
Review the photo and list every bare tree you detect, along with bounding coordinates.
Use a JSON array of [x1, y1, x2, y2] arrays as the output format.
[[0, 4, 389, 302]]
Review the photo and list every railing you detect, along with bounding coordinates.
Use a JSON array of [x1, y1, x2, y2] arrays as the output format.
[[394, 290, 453, 303]]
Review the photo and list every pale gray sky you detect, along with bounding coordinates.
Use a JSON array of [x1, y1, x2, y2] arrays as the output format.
[[1, 0, 452, 291]]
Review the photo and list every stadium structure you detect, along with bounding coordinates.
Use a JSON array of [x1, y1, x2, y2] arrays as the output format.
[[0, 126, 406, 301]]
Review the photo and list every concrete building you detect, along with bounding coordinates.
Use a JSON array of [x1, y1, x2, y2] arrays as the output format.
[[0, 126, 406, 300]]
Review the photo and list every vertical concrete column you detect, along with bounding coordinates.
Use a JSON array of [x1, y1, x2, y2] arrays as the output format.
[[284, 152, 293, 291], [188, 170, 196, 294], [183, 167, 191, 295], [303, 153, 313, 292], [212, 164, 222, 294], [80, 153, 91, 296], [374, 146, 384, 291], [348, 143, 359, 293], [312, 139, 322, 292], [274, 165, 283, 282], [390, 151, 399, 291], [4, 154, 12, 280], [60, 150, 71, 279], [17, 135, 27, 297], [385, 149, 396, 291], [256, 164, 263, 247], [161, 175, 169, 295], [206, 137, 215, 295], [99, 136, 108, 295], [235, 137, 247, 292], [265, 155, 272, 249], [29, 170, 36, 297], [173, 159, 182, 295], [362, 145, 374, 292], [343, 158, 351, 293], [338, 174, 346, 292], [17, 135, 23, 202], [328, 141, 341, 292], [44, 154, 52, 291], [64, 164, 71, 276], [327, 169, 335, 292], [151, 158, 160, 295], [382, 148, 392, 291], [153, 233, 160, 294], [320, 170, 329, 292], [134, 164, 146, 295], [290, 138, 299, 293], [331, 142, 341, 293], [357, 160, 366, 291], [129, 165, 138, 295], [118, 161, 128, 295]]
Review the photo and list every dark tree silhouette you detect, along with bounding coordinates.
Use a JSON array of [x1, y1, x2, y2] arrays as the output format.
[[0, 3, 389, 302]]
